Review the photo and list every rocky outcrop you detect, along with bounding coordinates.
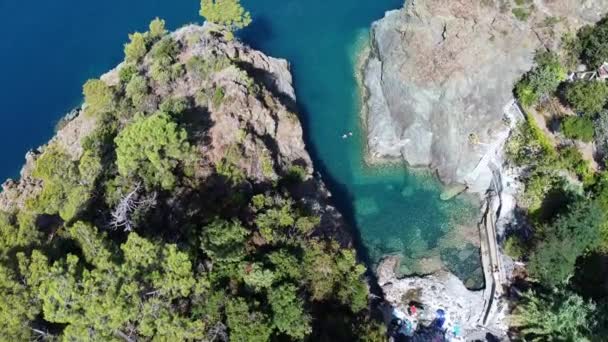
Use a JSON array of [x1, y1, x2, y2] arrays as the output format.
[[378, 255, 508, 340], [363, 0, 608, 193], [0, 111, 97, 213], [0, 25, 345, 242]]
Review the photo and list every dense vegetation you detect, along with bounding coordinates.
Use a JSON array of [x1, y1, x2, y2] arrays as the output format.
[[507, 14, 608, 341], [0, 6, 384, 341]]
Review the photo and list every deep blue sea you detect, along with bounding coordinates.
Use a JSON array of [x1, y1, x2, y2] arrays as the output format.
[[0, 0, 480, 281]]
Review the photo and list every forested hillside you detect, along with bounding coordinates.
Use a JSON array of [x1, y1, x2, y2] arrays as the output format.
[[0, 13, 383, 341]]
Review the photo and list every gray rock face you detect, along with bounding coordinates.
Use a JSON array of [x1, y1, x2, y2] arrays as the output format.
[[377, 255, 506, 339], [363, 0, 608, 192]]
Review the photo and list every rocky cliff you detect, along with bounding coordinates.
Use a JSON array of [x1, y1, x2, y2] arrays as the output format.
[[363, 0, 608, 193], [0, 24, 348, 243], [0, 23, 381, 340]]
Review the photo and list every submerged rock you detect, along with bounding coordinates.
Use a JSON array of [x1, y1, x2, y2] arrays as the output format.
[[362, 0, 608, 193]]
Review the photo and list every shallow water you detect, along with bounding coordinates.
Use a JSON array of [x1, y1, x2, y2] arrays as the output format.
[[0, 0, 481, 284]]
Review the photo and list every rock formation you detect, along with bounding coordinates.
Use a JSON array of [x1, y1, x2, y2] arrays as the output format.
[[364, 0, 608, 337], [0, 24, 348, 243], [377, 255, 507, 339], [0, 23, 380, 340], [363, 0, 608, 193]]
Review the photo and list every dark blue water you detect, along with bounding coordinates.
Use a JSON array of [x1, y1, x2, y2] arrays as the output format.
[[0, 0, 478, 277]]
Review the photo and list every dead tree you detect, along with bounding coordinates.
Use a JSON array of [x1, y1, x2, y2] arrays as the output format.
[[110, 183, 157, 232], [206, 322, 228, 342]]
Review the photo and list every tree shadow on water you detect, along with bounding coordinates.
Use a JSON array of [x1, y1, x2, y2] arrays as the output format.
[[294, 99, 384, 298]]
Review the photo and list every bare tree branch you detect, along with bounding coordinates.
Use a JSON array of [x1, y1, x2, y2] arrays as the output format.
[[115, 329, 136, 342], [31, 328, 54, 342], [110, 183, 157, 232], [207, 322, 228, 342]]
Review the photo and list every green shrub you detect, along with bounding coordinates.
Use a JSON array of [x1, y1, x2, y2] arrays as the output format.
[[114, 112, 194, 190], [558, 146, 594, 184], [170, 63, 185, 79], [512, 289, 597, 341], [201, 219, 248, 262], [515, 51, 566, 107], [150, 62, 172, 85], [255, 202, 295, 243], [564, 80, 608, 115], [185, 32, 201, 48], [561, 32, 582, 70], [150, 37, 179, 66], [578, 18, 608, 68], [185, 55, 232, 82], [286, 165, 307, 183], [78, 150, 103, 186], [268, 284, 312, 339], [148, 17, 167, 40], [528, 200, 604, 287], [0, 261, 41, 341], [259, 150, 274, 178], [81, 112, 119, 161], [521, 172, 560, 213], [146, 37, 181, 88], [212, 87, 225, 108], [512, 7, 531, 21], [118, 63, 138, 84], [595, 110, 608, 156], [515, 80, 539, 107], [235, 68, 258, 94], [225, 298, 272, 342], [295, 216, 320, 235], [506, 115, 557, 169], [125, 75, 149, 109], [83, 79, 114, 116], [27, 145, 94, 221], [0, 211, 41, 253], [561, 116, 595, 142], [124, 32, 148, 62], [303, 243, 368, 312], [504, 235, 526, 260], [215, 145, 246, 184], [159, 97, 190, 116], [243, 264, 275, 291], [199, 0, 252, 32]]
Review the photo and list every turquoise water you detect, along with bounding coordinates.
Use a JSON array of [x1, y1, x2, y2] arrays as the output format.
[[0, 0, 480, 282]]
